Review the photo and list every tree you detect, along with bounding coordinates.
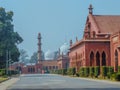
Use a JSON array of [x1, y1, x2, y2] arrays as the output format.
[[30, 51, 45, 63], [30, 52, 37, 63], [19, 49, 29, 64], [0, 7, 23, 69]]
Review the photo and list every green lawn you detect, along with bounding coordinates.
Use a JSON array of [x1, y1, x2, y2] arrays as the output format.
[[0, 77, 9, 83]]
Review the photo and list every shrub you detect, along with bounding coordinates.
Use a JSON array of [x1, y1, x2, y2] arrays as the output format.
[[102, 66, 107, 78], [0, 69, 6, 76], [89, 67, 94, 78], [107, 67, 114, 79], [55, 69, 59, 74], [108, 67, 114, 74], [111, 73, 117, 80], [58, 69, 62, 74], [76, 73, 79, 77], [8, 70, 19, 76], [79, 67, 84, 77], [72, 67, 76, 75], [62, 69, 67, 75], [84, 67, 89, 77], [118, 66, 120, 73], [115, 73, 120, 81], [94, 66, 100, 78], [67, 68, 71, 75], [67, 67, 76, 75]]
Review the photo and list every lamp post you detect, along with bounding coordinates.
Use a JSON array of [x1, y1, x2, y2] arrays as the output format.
[[9, 60, 13, 77], [6, 50, 8, 75], [6, 50, 12, 76]]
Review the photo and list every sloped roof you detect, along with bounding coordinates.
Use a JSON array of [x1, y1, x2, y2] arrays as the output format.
[[93, 15, 120, 34]]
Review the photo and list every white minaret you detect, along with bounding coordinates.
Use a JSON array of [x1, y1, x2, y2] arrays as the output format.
[[38, 33, 42, 61]]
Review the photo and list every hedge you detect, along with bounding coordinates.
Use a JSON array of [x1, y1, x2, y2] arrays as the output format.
[[89, 67, 94, 78], [0, 69, 6, 76], [67, 67, 76, 75], [78, 67, 84, 77], [118, 66, 120, 73], [94, 66, 100, 78], [102, 66, 107, 78], [84, 67, 89, 77], [115, 73, 120, 81], [62, 69, 67, 75]]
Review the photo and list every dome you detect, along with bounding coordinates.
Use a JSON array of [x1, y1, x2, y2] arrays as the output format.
[[45, 50, 55, 60], [60, 43, 69, 55]]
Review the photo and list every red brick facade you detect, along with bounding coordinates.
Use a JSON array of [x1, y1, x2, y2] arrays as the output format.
[[57, 54, 69, 69], [11, 60, 58, 74], [69, 5, 120, 72]]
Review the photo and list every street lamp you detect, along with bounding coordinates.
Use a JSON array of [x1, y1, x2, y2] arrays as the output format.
[[9, 60, 13, 77], [6, 50, 13, 76], [6, 50, 8, 75]]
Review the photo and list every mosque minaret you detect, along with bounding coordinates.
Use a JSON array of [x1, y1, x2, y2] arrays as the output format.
[[38, 33, 42, 61]]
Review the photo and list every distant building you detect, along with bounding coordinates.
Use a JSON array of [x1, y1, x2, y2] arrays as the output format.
[[57, 43, 69, 69], [11, 33, 60, 74]]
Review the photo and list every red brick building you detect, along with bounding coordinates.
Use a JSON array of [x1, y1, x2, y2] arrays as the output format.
[[69, 5, 120, 72], [57, 54, 69, 69]]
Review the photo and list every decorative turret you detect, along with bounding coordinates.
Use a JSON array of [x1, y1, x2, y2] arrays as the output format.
[[58, 48, 60, 56], [88, 4, 93, 14], [38, 33, 42, 61], [76, 37, 78, 42], [70, 40, 72, 47]]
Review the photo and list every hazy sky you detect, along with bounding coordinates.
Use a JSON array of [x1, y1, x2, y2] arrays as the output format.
[[0, 0, 120, 58]]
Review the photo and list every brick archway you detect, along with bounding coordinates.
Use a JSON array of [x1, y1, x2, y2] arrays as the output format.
[[96, 51, 100, 66], [115, 50, 118, 72], [102, 51, 106, 66], [90, 51, 94, 66]]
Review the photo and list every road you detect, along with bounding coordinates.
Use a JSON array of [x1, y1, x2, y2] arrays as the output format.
[[7, 74, 120, 90]]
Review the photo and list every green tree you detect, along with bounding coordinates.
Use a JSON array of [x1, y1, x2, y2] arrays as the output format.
[[0, 7, 23, 69], [30, 52, 37, 63], [19, 49, 28, 64]]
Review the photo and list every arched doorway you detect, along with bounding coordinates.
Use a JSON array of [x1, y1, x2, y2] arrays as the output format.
[[102, 51, 106, 66], [90, 51, 94, 66], [115, 50, 118, 72], [96, 52, 100, 66]]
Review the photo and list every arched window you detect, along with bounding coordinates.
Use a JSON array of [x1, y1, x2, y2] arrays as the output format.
[[96, 51, 100, 66], [90, 51, 94, 66], [33, 68, 35, 72], [102, 51, 106, 66], [93, 31, 96, 38], [28, 68, 30, 72], [115, 50, 118, 72]]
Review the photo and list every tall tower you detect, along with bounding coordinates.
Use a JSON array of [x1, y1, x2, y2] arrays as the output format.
[[38, 33, 42, 61]]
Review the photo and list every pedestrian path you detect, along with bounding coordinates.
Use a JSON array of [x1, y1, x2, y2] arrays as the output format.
[[0, 77, 19, 90]]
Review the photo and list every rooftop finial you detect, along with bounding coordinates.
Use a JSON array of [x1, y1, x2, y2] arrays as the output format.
[[70, 39, 72, 47], [88, 4, 93, 14], [38, 32, 41, 39], [58, 48, 60, 56], [76, 37, 78, 42]]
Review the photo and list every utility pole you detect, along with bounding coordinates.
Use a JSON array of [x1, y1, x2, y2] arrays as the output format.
[[6, 50, 8, 75], [9, 51, 11, 76]]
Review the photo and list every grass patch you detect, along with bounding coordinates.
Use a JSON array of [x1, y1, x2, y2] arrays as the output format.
[[0, 77, 9, 83]]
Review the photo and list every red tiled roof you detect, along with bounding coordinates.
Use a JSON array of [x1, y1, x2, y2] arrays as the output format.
[[93, 15, 120, 34]]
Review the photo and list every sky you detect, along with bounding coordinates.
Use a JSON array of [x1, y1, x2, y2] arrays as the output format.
[[0, 0, 120, 58]]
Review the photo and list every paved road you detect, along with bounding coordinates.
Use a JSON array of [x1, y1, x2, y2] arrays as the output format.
[[7, 74, 120, 90]]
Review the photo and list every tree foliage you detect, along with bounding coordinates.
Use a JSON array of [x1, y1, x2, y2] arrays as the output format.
[[0, 7, 23, 69], [19, 49, 28, 63], [30, 52, 37, 63]]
